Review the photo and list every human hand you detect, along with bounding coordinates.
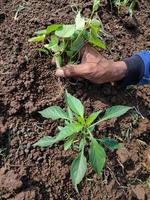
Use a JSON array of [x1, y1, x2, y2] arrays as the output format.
[[55, 45, 127, 84]]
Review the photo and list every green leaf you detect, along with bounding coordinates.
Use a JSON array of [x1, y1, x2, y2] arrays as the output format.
[[82, 30, 89, 40], [33, 136, 56, 147], [75, 11, 85, 31], [64, 138, 74, 150], [67, 106, 73, 122], [88, 31, 106, 49], [92, 0, 100, 13], [99, 138, 122, 150], [66, 50, 73, 57], [71, 35, 85, 53], [44, 44, 59, 53], [86, 111, 101, 126], [34, 24, 62, 36], [90, 19, 101, 34], [34, 123, 83, 148], [65, 91, 84, 118], [44, 35, 59, 52], [44, 44, 51, 51], [88, 126, 95, 132], [50, 35, 59, 45], [35, 29, 47, 36], [101, 105, 132, 122], [55, 25, 76, 38], [55, 122, 83, 142], [89, 138, 106, 174], [46, 24, 62, 34], [64, 120, 70, 126], [28, 35, 45, 42], [79, 138, 86, 151], [75, 115, 85, 125], [36, 48, 49, 55], [39, 106, 69, 120], [70, 149, 87, 192]]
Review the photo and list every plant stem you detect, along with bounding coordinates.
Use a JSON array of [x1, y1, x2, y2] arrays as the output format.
[[133, 106, 144, 119], [89, 119, 103, 128], [54, 55, 62, 68], [87, 129, 94, 140]]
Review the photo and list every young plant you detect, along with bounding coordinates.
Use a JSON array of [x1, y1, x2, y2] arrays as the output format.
[[112, 0, 136, 17], [112, 0, 137, 17], [14, 4, 25, 21], [34, 91, 132, 192], [28, 0, 106, 68]]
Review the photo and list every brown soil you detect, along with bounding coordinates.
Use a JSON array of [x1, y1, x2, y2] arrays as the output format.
[[0, 0, 150, 199]]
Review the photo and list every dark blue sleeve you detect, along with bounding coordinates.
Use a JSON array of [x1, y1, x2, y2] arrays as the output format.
[[136, 51, 150, 84], [120, 50, 150, 87]]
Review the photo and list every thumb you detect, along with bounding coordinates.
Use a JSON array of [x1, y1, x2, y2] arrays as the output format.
[[55, 64, 85, 78]]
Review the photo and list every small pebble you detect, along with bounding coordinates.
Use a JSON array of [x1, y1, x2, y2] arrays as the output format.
[[37, 157, 44, 162], [20, 150, 24, 156], [24, 149, 29, 154], [28, 154, 33, 159], [26, 143, 31, 150]]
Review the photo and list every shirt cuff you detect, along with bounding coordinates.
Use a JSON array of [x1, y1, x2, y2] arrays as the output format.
[[119, 54, 144, 88]]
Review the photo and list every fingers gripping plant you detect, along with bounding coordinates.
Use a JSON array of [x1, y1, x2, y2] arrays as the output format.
[[28, 0, 106, 68], [34, 91, 132, 192]]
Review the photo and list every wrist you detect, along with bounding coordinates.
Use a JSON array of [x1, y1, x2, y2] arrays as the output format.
[[113, 61, 128, 81]]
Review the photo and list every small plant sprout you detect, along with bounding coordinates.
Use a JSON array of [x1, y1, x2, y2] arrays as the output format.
[[112, 0, 136, 17], [28, 0, 106, 68], [14, 4, 25, 21], [33, 91, 132, 192]]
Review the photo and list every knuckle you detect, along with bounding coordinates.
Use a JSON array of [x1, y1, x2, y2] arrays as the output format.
[[63, 67, 72, 77], [88, 64, 94, 72]]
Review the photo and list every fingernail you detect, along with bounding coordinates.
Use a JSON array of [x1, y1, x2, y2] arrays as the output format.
[[55, 69, 65, 77]]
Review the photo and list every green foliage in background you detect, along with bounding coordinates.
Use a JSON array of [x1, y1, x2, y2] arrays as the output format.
[[112, 0, 136, 17]]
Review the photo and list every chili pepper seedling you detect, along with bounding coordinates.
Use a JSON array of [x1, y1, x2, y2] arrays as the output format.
[[28, 0, 106, 68], [33, 90, 132, 192]]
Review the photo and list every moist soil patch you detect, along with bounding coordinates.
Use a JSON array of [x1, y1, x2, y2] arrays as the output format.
[[0, 0, 150, 199]]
